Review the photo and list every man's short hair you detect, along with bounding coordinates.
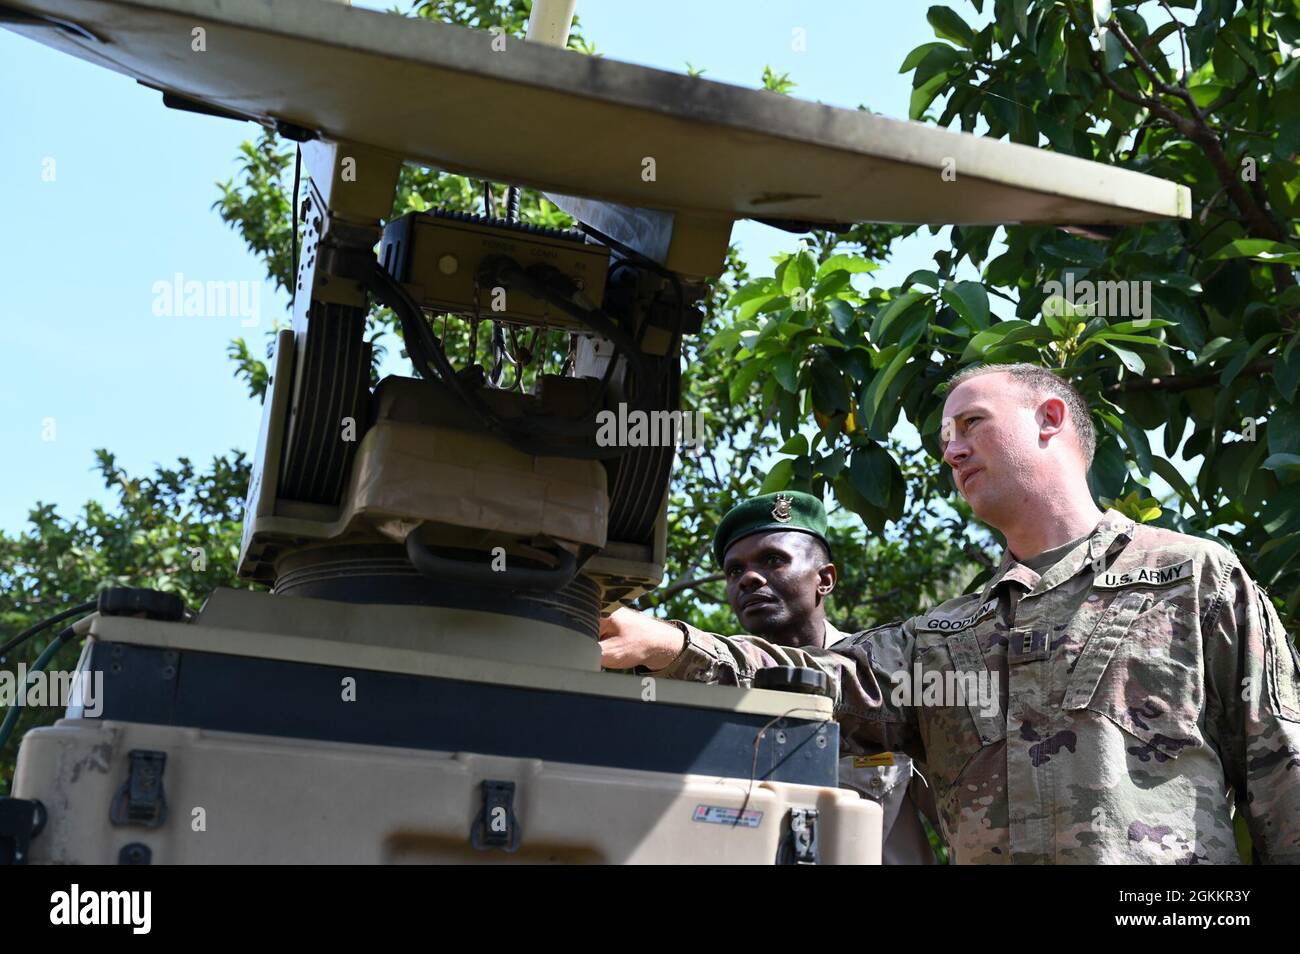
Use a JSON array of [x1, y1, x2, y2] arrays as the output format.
[[797, 532, 832, 567], [946, 362, 1096, 465]]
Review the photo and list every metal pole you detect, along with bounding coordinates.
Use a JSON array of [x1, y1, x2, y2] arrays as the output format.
[[525, 0, 577, 48]]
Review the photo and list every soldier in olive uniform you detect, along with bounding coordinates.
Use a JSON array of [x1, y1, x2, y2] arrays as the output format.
[[708, 491, 938, 864], [601, 363, 1300, 864]]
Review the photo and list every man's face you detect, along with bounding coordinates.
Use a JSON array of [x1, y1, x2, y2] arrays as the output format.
[[940, 372, 1043, 524], [722, 531, 832, 636]]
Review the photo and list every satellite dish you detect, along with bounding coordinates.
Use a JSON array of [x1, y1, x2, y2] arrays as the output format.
[[3, 0, 1189, 233]]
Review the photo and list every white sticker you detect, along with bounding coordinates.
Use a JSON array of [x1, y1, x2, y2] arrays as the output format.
[[692, 805, 763, 828]]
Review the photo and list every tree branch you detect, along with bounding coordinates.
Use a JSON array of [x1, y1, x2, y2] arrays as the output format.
[[1064, 2, 1297, 319], [1105, 358, 1275, 394], [656, 571, 725, 601], [1157, 0, 1190, 88], [1106, 19, 1205, 123], [1105, 18, 1284, 243]]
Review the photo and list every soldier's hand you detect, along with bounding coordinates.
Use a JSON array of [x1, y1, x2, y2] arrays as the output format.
[[599, 607, 685, 671]]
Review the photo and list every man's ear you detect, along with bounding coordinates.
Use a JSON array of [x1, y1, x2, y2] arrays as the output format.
[[1038, 396, 1067, 443], [817, 561, 837, 597]]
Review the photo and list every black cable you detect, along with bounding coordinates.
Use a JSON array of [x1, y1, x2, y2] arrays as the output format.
[[483, 181, 494, 218], [479, 257, 652, 383], [0, 600, 96, 661], [489, 321, 508, 386], [573, 220, 688, 359], [291, 144, 302, 308], [370, 262, 618, 456], [506, 185, 520, 223], [370, 260, 659, 458], [478, 256, 673, 421], [573, 220, 680, 284], [0, 624, 82, 752]]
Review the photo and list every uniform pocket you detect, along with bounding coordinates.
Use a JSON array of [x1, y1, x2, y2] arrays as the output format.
[[913, 634, 1005, 790], [1261, 584, 1300, 723], [946, 632, 1006, 746], [1062, 592, 1202, 761]]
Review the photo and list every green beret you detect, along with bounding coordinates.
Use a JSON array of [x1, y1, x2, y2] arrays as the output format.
[[713, 491, 830, 567]]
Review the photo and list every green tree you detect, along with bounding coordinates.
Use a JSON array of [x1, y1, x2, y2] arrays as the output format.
[[722, 0, 1300, 620], [0, 451, 251, 790]]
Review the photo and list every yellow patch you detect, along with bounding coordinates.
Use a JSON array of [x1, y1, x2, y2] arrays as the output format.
[[853, 753, 895, 768]]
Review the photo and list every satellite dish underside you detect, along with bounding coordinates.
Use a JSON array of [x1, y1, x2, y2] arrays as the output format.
[[5, 0, 1190, 228]]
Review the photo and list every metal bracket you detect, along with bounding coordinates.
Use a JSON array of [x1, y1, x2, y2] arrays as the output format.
[[470, 780, 521, 852], [0, 798, 47, 865], [109, 750, 168, 829], [777, 808, 819, 865]]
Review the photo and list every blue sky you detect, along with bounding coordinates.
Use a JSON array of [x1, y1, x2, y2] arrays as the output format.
[[0, 0, 974, 534]]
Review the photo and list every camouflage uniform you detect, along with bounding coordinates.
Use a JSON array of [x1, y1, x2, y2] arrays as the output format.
[[824, 621, 938, 865], [657, 510, 1300, 864]]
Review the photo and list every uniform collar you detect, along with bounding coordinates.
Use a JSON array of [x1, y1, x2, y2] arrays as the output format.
[[824, 619, 850, 647], [978, 509, 1136, 602]]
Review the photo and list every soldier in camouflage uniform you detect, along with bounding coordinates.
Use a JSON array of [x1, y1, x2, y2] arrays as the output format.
[[707, 491, 938, 864], [601, 363, 1300, 864]]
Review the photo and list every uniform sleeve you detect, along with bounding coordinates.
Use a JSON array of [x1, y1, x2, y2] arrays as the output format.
[[1205, 561, 1300, 864], [653, 620, 925, 759]]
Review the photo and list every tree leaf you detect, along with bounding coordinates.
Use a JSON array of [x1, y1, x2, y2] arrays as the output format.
[[1263, 454, 1300, 478], [1120, 415, 1153, 477], [728, 359, 763, 403], [1038, 237, 1107, 267], [778, 433, 809, 456], [760, 458, 795, 494], [782, 250, 817, 296], [899, 41, 958, 74], [911, 69, 955, 120], [940, 281, 990, 329], [1221, 334, 1279, 388], [832, 473, 886, 535], [816, 254, 878, 280], [927, 5, 976, 48], [902, 269, 942, 290], [772, 353, 798, 392], [849, 443, 894, 509], [727, 280, 775, 310], [1151, 457, 1198, 512], [1088, 435, 1129, 500], [869, 346, 914, 415], [1099, 340, 1146, 374], [828, 299, 858, 334], [1275, 346, 1300, 403], [1208, 238, 1300, 265], [875, 293, 929, 347], [737, 291, 779, 322], [810, 351, 851, 415]]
